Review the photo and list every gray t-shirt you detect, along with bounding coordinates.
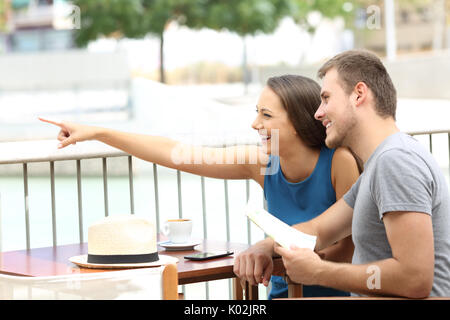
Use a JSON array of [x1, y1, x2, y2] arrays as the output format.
[[344, 132, 450, 297]]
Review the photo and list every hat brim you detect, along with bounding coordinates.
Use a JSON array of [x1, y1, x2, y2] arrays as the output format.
[[69, 254, 178, 269]]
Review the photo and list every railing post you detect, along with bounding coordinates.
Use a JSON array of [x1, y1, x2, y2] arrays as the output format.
[[50, 161, 57, 247], [102, 157, 109, 217], [429, 134, 433, 154], [201, 176, 207, 239], [224, 180, 230, 242], [76, 159, 84, 244], [201, 176, 209, 299], [177, 170, 182, 219], [153, 164, 160, 232], [128, 156, 135, 215], [23, 163, 30, 250], [176, 170, 186, 297], [246, 179, 251, 245]]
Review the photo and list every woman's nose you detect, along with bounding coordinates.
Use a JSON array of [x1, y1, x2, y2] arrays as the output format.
[[251, 117, 262, 130]]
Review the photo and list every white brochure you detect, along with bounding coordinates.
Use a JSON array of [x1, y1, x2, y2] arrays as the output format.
[[244, 202, 317, 251]]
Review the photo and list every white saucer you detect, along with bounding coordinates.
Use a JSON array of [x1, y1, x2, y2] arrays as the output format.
[[158, 240, 201, 251], [69, 254, 178, 269]]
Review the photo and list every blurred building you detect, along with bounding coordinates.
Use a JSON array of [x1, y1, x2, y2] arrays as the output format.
[[0, 0, 77, 53], [0, 1, 132, 130], [354, 0, 450, 55]]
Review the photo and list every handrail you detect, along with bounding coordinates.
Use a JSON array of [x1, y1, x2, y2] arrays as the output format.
[[1, 129, 448, 165], [406, 129, 450, 136], [0, 140, 126, 165]]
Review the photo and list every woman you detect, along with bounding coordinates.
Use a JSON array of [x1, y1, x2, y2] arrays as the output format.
[[235, 75, 360, 299], [39, 75, 360, 298]]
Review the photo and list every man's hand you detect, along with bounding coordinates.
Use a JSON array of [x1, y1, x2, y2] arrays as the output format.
[[274, 245, 323, 286], [234, 239, 274, 287], [39, 117, 101, 148]]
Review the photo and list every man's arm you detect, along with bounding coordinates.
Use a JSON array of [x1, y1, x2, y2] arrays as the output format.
[[293, 197, 354, 252], [276, 210, 434, 298]]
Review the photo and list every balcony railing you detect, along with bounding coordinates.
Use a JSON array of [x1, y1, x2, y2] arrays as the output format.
[[0, 129, 449, 299]]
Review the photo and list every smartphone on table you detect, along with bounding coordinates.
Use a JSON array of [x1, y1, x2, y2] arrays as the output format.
[[184, 251, 234, 261]]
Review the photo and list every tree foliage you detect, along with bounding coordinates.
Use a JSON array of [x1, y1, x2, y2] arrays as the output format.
[[73, 0, 294, 83], [186, 0, 293, 36], [72, 0, 365, 83], [0, 0, 9, 32], [289, 0, 357, 33]]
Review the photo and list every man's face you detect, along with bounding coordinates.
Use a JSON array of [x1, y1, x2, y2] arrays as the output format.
[[314, 68, 357, 149]]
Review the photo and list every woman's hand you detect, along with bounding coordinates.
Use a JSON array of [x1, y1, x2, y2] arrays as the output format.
[[39, 117, 101, 149], [233, 239, 275, 288]]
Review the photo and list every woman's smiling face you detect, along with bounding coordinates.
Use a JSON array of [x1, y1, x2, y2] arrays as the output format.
[[252, 86, 298, 155]]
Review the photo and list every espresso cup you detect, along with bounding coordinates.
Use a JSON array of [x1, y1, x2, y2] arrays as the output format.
[[161, 219, 192, 244]]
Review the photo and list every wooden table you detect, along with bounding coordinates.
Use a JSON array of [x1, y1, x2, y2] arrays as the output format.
[[0, 237, 301, 300], [0, 238, 290, 300]]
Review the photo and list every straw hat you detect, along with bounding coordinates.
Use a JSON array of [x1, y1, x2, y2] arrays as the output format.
[[70, 215, 178, 269]]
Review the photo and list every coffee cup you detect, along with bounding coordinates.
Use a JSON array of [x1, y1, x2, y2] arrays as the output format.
[[161, 219, 192, 244]]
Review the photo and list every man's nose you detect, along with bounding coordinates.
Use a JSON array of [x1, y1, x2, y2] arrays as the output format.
[[314, 104, 325, 121]]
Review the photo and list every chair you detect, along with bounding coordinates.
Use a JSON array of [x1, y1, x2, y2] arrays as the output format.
[[0, 264, 178, 300], [237, 258, 303, 300]]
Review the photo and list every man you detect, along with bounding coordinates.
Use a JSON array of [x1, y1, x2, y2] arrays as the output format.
[[234, 50, 450, 298]]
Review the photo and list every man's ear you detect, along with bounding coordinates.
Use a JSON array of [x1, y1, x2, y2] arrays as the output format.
[[353, 82, 368, 106]]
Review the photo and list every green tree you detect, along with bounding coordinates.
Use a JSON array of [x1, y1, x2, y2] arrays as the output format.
[[290, 0, 357, 33], [0, 0, 10, 33], [185, 0, 293, 91], [73, 0, 292, 86], [73, 0, 205, 83]]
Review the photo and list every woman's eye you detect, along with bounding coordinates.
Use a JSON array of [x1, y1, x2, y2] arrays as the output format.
[[256, 108, 271, 118]]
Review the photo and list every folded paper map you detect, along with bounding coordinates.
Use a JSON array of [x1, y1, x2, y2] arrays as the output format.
[[244, 202, 317, 250]]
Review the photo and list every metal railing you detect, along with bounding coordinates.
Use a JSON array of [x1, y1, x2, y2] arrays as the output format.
[[408, 129, 450, 182], [0, 129, 449, 299], [0, 139, 259, 299], [1, 130, 449, 244], [0, 140, 255, 249]]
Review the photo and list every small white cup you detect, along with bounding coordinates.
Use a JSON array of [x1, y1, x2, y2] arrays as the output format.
[[161, 219, 192, 244]]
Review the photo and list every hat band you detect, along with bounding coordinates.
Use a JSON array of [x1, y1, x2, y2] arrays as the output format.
[[87, 251, 159, 264]]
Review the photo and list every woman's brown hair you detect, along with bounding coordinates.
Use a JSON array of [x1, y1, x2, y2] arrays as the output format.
[[267, 74, 363, 174], [266, 74, 325, 148]]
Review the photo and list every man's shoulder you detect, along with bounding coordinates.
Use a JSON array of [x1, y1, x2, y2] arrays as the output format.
[[370, 133, 447, 195], [374, 133, 433, 168]]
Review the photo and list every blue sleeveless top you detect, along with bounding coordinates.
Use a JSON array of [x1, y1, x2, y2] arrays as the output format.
[[264, 146, 349, 299]]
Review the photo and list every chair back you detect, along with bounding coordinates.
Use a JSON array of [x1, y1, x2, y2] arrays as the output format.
[[0, 264, 178, 300]]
